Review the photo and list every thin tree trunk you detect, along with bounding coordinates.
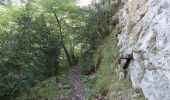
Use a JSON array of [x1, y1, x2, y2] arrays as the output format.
[[70, 47, 77, 64], [51, 9, 72, 66], [61, 42, 72, 66]]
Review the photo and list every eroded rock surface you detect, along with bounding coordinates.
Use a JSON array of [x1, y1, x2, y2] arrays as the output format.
[[117, 0, 170, 99]]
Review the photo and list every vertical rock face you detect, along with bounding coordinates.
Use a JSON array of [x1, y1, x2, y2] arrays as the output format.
[[117, 0, 170, 99]]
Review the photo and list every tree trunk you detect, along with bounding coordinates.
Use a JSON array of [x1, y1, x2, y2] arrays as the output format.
[[51, 9, 72, 66], [61, 42, 72, 66], [70, 47, 77, 65]]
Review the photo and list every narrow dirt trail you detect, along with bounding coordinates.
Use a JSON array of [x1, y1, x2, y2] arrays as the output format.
[[66, 65, 86, 100]]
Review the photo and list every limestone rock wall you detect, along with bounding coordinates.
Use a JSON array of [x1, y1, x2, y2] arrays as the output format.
[[117, 0, 170, 99]]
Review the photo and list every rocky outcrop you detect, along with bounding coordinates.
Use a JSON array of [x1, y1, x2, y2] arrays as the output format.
[[117, 0, 170, 99]]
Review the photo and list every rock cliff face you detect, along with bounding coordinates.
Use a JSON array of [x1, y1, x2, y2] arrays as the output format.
[[116, 0, 170, 99]]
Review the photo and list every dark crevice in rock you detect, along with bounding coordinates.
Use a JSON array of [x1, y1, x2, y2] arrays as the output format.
[[122, 57, 133, 70], [118, 54, 133, 78]]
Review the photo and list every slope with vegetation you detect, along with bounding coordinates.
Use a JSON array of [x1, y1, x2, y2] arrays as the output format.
[[0, 0, 83, 99]]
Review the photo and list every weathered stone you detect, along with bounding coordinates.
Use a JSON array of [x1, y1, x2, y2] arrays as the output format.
[[117, 0, 170, 99]]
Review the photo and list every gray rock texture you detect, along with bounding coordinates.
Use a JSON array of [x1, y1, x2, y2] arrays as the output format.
[[117, 0, 170, 99]]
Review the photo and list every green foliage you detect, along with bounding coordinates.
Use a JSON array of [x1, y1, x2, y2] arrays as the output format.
[[78, 0, 116, 75], [78, 1, 125, 98], [81, 75, 97, 99], [82, 27, 120, 99], [82, 26, 143, 99], [0, 1, 70, 99], [95, 64, 112, 93], [93, 33, 118, 92], [0, 12, 61, 99], [0, 74, 35, 99], [0, 0, 122, 99], [80, 50, 95, 75], [17, 74, 71, 100], [106, 75, 132, 99]]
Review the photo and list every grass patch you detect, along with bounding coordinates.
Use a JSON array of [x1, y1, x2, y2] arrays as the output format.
[[95, 63, 113, 94], [106, 75, 132, 99], [94, 28, 119, 94], [82, 27, 145, 99], [82, 28, 120, 99], [17, 74, 71, 100]]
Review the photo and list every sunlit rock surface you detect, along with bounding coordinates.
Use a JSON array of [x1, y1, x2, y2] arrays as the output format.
[[117, 0, 170, 99]]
